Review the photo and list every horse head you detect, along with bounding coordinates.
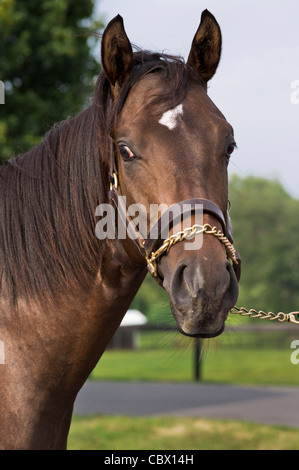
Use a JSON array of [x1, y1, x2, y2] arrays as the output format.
[[100, 11, 240, 339]]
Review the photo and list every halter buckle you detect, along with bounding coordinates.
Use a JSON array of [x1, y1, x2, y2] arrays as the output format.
[[109, 172, 118, 191]]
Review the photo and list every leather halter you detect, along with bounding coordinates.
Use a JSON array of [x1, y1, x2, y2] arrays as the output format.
[[108, 147, 241, 284]]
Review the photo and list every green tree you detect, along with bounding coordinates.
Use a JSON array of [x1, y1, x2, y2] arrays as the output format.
[[0, 0, 103, 162], [131, 274, 173, 325], [229, 175, 299, 314]]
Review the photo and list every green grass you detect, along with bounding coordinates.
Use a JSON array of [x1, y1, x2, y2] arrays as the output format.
[[71, 330, 299, 450], [89, 330, 299, 386], [68, 415, 299, 450]]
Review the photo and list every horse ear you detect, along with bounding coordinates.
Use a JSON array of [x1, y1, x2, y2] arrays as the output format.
[[101, 15, 133, 93], [187, 9, 222, 83]]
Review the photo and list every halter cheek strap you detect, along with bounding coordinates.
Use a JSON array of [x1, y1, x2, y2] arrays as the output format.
[[108, 174, 241, 285], [108, 143, 241, 284]]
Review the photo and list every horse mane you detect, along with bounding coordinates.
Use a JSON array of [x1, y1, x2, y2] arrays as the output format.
[[0, 50, 195, 308]]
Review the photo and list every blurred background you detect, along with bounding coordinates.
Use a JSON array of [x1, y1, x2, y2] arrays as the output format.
[[1, 0, 299, 450]]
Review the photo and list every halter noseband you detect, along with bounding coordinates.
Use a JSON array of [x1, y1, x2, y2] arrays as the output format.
[[108, 148, 241, 285]]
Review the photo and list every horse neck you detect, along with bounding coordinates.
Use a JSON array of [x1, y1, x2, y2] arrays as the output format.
[[0, 105, 110, 308], [0, 107, 147, 449]]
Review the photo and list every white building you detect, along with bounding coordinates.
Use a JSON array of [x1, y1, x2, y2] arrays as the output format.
[[108, 309, 147, 349]]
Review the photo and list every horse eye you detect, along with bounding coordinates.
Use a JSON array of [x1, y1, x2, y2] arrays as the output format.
[[226, 143, 236, 157], [119, 145, 135, 161]]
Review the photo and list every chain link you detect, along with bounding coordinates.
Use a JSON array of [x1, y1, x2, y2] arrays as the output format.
[[146, 223, 238, 277], [230, 306, 299, 325], [145, 223, 299, 326]]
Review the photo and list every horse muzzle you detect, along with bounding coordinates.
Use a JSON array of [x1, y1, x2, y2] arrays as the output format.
[[162, 253, 239, 338]]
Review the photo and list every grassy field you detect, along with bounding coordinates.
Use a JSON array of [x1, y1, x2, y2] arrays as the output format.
[[89, 329, 299, 386], [70, 328, 299, 450], [68, 415, 299, 450]]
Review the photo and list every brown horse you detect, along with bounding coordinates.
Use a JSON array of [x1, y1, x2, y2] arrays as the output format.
[[0, 10, 240, 449]]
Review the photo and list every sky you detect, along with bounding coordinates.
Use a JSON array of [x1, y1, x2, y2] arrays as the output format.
[[95, 0, 299, 198]]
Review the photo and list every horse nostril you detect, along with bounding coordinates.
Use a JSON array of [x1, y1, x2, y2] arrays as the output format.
[[171, 262, 205, 305], [169, 263, 188, 305], [176, 264, 187, 286], [222, 260, 239, 311]]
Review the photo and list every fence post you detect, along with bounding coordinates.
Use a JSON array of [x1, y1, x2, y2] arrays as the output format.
[[194, 340, 201, 381]]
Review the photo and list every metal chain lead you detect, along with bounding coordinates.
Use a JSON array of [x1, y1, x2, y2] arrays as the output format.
[[145, 222, 299, 326], [146, 223, 238, 277], [230, 306, 299, 325], [146, 224, 238, 276]]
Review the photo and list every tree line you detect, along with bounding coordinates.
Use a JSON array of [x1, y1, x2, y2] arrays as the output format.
[[0, 0, 103, 163]]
